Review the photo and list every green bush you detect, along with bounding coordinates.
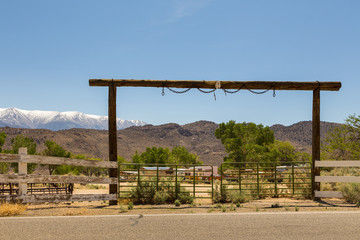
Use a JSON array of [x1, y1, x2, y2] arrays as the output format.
[[230, 191, 249, 204], [339, 183, 360, 204], [212, 180, 228, 203], [130, 177, 193, 205], [130, 181, 156, 204], [154, 191, 169, 205], [174, 199, 181, 207], [128, 202, 134, 210], [178, 192, 193, 204]]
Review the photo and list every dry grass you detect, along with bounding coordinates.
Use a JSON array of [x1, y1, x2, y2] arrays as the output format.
[[61, 208, 88, 216], [0, 203, 27, 217]]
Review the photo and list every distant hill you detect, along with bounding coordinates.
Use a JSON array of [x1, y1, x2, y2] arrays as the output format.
[[0, 120, 341, 166]]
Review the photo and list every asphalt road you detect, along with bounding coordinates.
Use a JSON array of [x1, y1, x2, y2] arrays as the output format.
[[1, 212, 360, 240]]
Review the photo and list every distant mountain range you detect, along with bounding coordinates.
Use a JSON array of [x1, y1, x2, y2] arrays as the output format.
[[0, 108, 146, 131]]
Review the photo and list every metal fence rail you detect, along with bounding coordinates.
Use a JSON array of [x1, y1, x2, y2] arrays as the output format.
[[118, 163, 214, 201], [220, 162, 312, 198]]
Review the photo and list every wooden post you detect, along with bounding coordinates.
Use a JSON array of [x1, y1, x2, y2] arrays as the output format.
[[108, 82, 118, 205], [312, 87, 321, 198], [18, 147, 28, 196]]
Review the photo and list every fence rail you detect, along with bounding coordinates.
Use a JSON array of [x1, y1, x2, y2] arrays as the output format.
[[314, 160, 360, 198], [119, 163, 215, 201], [220, 162, 312, 198], [0, 148, 117, 203]]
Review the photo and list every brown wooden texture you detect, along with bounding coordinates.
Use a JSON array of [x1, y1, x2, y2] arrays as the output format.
[[312, 87, 321, 196], [315, 176, 360, 183], [0, 154, 20, 163], [314, 191, 343, 198], [315, 161, 360, 167], [89, 79, 341, 91], [0, 174, 117, 185], [18, 155, 117, 168], [0, 194, 117, 203], [108, 82, 118, 205]]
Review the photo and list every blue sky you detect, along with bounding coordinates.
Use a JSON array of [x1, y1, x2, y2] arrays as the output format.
[[1, 0, 359, 126]]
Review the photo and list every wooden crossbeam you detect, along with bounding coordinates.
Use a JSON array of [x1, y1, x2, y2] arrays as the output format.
[[0, 194, 117, 203], [89, 79, 341, 91], [0, 174, 117, 185]]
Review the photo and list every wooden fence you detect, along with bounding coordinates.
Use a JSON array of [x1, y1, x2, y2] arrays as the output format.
[[314, 160, 360, 198], [0, 148, 117, 203]]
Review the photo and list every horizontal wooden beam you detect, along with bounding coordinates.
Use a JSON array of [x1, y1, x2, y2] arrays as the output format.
[[0, 194, 117, 203], [315, 161, 360, 168], [0, 154, 20, 163], [0, 154, 117, 168], [315, 176, 360, 183], [314, 191, 343, 198], [0, 174, 117, 185], [89, 79, 341, 91], [19, 155, 118, 168]]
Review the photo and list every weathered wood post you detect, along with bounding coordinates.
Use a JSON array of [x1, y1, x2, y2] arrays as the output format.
[[18, 147, 28, 196], [312, 87, 321, 198], [108, 82, 118, 205]]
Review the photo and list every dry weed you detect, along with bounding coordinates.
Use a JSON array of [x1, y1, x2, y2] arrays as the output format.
[[0, 203, 27, 217], [62, 208, 88, 216]]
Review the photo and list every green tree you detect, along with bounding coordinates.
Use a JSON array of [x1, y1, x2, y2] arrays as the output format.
[[10, 135, 37, 173], [138, 147, 171, 164], [0, 132, 6, 152], [0, 132, 9, 173], [11, 135, 37, 155], [271, 141, 297, 165], [322, 114, 360, 160], [43, 140, 72, 175], [131, 146, 200, 165], [215, 121, 274, 163], [171, 146, 202, 164], [73, 154, 108, 177]]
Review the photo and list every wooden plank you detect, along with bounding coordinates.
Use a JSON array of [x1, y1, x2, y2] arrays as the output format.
[[312, 87, 321, 196], [108, 82, 118, 205], [315, 161, 360, 167], [0, 194, 117, 203], [89, 79, 342, 91], [315, 176, 360, 183], [19, 155, 117, 168], [314, 191, 344, 198], [0, 174, 117, 184], [0, 154, 20, 163], [18, 148, 28, 196]]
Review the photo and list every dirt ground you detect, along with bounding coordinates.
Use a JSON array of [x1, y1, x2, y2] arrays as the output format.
[[13, 197, 359, 217], [2, 185, 359, 217]]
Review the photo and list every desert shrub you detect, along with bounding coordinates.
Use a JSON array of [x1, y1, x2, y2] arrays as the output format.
[[128, 202, 134, 210], [130, 181, 156, 204], [119, 204, 128, 213], [130, 177, 193, 205], [178, 192, 193, 204], [154, 191, 169, 205], [339, 183, 360, 204], [230, 191, 249, 204], [212, 180, 228, 203], [320, 182, 334, 191]]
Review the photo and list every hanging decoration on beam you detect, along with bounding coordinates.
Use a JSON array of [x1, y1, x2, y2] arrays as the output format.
[[162, 82, 277, 100]]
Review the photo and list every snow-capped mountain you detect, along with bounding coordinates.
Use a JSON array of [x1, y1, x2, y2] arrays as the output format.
[[0, 108, 146, 131]]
